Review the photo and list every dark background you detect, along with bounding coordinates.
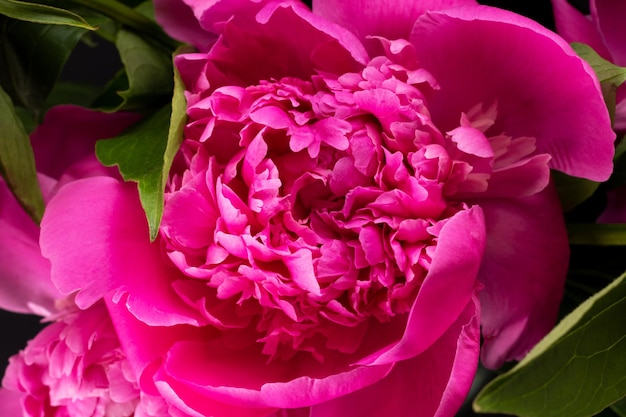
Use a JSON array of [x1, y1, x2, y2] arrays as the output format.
[[0, 2, 592, 416]]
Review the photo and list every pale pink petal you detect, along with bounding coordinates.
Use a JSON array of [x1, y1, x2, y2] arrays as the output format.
[[358, 206, 485, 365], [551, 0, 611, 60], [411, 6, 615, 181], [592, 0, 626, 66], [313, 0, 478, 53], [310, 292, 480, 417], [0, 178, 59, 315], [476, 184, 569, 368], [0, 389, 23, 416], [40, 177, 201, 326]]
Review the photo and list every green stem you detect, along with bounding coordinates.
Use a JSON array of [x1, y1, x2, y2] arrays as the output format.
[[567, 223, 626, 246], [69, 0, 178, 51]]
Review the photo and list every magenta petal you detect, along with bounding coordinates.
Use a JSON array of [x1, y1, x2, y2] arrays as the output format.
[[310, 292, 480, 417], [597, 184, 626, 223], [477, 184, 569, 368], [30, 105, 140, 180], [203, 1, 367, 86], [40, 177, 200, 326], [411, 6, 615, 181], [105, 298, 204, 382], [157, 340, 392, 409], [592, 0, 626, 66], [551, 0, 611, 60], [153, 0, 216, 50], [313, 0, 478, 49], [358, 206, 485, 365]]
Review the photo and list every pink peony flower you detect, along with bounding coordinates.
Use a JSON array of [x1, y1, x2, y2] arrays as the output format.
[[38, 1, 615, 417], [1, 301, 170, 417], [552, 0, 626, 130]]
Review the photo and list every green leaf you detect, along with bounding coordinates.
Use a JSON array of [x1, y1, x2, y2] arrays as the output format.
[[95, 60, 186, 240], [474, 271, 626, 417], [44, 80, 102, 109], [67, 0, 177, 52], [568, 223, 626, 246], [98, 27, 172, 111], [572, 42, 626, 125], [0, 85, 44, 223], [0, 17, 87, 120], [611, 397, 626, 417], [163, 48, 188, 188], [0, 0, 96, 29], [96, 105, 169, 240], [572, 43, 626, 87]]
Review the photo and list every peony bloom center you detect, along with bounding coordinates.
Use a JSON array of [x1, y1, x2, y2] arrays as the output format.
[[160, 39, 541, 361]]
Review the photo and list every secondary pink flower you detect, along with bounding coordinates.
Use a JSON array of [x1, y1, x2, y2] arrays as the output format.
[[1, 301, 170, 417], [552, 0, 626, 130], [39, 1, 615, 417]]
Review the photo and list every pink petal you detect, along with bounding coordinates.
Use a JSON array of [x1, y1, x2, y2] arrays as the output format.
[[0, 389, 23, 417], [40, 177, 201, 326], [30, 105, 140, 180], [476, 184, 569, 368], [0, 178, 59, 315], [312, 0, 478, 54], [411, 6, 615, 181], [310, 291, 480, 417], [480, 154, 552, 199], [597, 184, 626, 223], [153, 0, 216, 51], [157, 340, 393, 409], [105, 298, 205, 381], [551, 0, 611, 60], [199, 1, 367, 86], [592, 0, 626, 66], [358, 206, 485, 365]]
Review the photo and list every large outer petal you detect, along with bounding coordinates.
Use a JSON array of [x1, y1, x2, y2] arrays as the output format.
[[107, 296, 391, 415], [476, 183, 569, 368], [411, 6, 615, 181], [156, 341, 392, 410], [40, 177, 201, 326], [357, 206, 485, 366], [309, 291, 480, 417], [592, 0, 626, 66], [313, 0, 477, 53]]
